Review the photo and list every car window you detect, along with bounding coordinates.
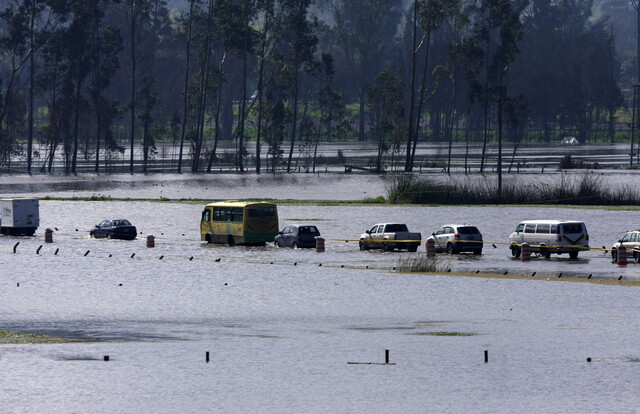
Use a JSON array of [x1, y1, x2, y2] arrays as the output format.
[[631, 233, 638, 243], [622, 233, 631, 242], [524, 224, 536, 233], [370, 225, 378, 233], [101, 220, 111, 228], [377, 226, 385, 233], [536, 224, 550, 233], [515, 223, 524, 232], [560, 223, 583, 234], [300, 226, 318, 234], [458, 226, 480, 234], [435, 227, 445, 235]]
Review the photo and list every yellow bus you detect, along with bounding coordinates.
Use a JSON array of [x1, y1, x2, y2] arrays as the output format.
[[200, 201, 278, 246]]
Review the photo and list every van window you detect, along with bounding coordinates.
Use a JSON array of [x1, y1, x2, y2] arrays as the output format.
[[516, 224, 524, 232], [524, 224, 536, 233], [560, 223, 583, 234], [550, 225, 558, 234], [536, 224, 550, 233]]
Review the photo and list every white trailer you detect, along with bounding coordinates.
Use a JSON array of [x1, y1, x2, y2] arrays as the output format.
[[0, 198, 40, 236]]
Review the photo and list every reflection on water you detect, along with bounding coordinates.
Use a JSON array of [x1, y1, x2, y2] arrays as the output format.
[[1, 191, 640, 412]]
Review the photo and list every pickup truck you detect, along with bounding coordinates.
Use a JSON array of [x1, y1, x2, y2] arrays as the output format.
[[359, 223, 422, 252]]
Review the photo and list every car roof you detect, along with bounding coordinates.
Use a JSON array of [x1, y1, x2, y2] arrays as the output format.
[[439, 224, 478, 228], [517, 220, 584, 225]]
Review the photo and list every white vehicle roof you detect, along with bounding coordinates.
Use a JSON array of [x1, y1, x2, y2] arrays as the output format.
[[516, 220, 585, 225]]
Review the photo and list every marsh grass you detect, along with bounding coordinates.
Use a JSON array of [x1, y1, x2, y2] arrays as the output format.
[[0, 330, 76, 344], [396, 255, 450, 273], [416, 331, 478, 337], [386, 173, 640, 205]]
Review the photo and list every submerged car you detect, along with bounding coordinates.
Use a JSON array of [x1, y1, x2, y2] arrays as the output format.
[[275, 225, 320, 248], [430, 224, 483, 255], [90, 219, 137, 240], [611, 230, 640, 262]]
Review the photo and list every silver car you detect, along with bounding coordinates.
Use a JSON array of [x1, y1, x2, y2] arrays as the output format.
[[611, 230, 640, 262], [430, 224, 483, 255]]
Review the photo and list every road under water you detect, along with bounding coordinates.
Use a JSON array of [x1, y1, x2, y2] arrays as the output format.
[[1, 175, 639, 413]]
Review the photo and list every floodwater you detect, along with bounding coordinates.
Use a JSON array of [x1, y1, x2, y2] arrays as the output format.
[[1, 175, 640, 413]]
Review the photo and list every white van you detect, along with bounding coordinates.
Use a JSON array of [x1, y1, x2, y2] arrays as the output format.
[[508, 220, 588, 259]]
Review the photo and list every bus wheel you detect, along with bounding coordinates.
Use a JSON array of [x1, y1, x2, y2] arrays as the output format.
[[227, 235, 235, 246], [205, 234, 212, 244]]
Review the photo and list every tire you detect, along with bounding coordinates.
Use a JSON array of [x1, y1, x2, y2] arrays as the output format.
[[473, 248, 482, 255], [540, 247, 551, 259], [383, 242, 392, 252], [634, 251, 640, 263], [205, 234, 212, 244], [511, 245, 521, 258], [569, 251, 579, 260], [359, 241, 368, 251], [408, 245, 418, 252], [227, 235, 235, 246], [292, 242, 298, 249], [274, 241, 279, 247], [611, 249, 617, 262], [446, 243, 456, 255], [107, 233, 112, 240]]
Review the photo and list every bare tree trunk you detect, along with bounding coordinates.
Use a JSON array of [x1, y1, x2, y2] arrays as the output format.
[[129, 0, 136, 174], [179, 1, 195, 173], [405, 0, 418, 172]]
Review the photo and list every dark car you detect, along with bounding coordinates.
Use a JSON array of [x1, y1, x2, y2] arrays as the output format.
[[90, 219, 137, 240], [275, 225, 320, 248]]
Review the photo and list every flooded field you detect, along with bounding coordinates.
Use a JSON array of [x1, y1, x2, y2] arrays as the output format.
[[1, 192, 640, 412]]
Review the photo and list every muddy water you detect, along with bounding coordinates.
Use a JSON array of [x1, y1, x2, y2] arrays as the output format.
[[1, 198, 640, 413]]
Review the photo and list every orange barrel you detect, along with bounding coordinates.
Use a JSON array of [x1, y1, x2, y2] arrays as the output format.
[[315, 237, 325, 252], [146, 234, 155, 248], [44, 228, 53, 243], [426, 238, 436, 257], [521, 243, 531, 262], [617, 244, 627, 265]]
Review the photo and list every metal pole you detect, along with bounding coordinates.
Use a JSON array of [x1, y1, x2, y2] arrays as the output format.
[[632, 83, 637, 167]]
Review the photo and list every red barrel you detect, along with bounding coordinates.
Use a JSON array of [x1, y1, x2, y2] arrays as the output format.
[[315, 237, 325, 252], [44, 228, 53, 243], [521, 243, 531, 262], [146, 234, 155, 248], [426, 238, 435, 257], [617, 244, 627, 266]]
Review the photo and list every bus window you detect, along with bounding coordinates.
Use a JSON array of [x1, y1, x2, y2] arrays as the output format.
[[232, 207, 243, 222], [202, 208, 211, 223], [248, 207, 275, 217]]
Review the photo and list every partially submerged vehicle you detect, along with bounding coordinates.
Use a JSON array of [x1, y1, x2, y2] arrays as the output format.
[[430, 224, 483, 255], [0, 198, 39, 236], [90, 219, 137, 240], [200, 201, 278, 246], [509, 220, 588, 259], [359, 223, 421, 252], [275, 225, 320, 248]]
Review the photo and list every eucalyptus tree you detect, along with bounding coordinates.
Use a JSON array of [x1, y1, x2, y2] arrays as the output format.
[[368, 69, 406, 173], [276, 0, 318, 173], [0, 2, 29, 168], [323, 0, 403, 143]]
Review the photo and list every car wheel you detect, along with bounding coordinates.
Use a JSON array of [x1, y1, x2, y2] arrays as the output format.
[[446, 243, 456, 255], [107, 233, 112, 240], [292, 242, 298, 249], [359, 241, 368, 251], [473, 248, 482, 255], [274, 240, 279, 247], [227, 235, 235, 246], [383, 242, 392, 252], [611, 249, 617, 262], [634, 251, 640, 263], [540, 247, 551, 259], [511, 245, 521, 258], [569, 251, 579, 260], [408, 245, 418, 252]]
